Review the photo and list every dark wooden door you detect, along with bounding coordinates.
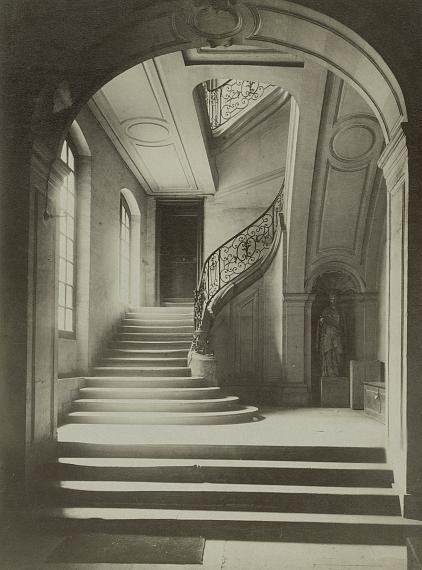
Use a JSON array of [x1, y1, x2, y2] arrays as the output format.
[[157, 201, 203, 303]]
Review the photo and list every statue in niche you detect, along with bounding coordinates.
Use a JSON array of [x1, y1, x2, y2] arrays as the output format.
[[316, 291, 346, 377]]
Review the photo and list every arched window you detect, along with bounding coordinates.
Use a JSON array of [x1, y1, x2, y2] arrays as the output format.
[[120, 194, 131, 303], [58, 139, 77, 334]]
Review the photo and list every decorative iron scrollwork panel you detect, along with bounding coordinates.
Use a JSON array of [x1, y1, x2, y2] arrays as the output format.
[[192, 183, 284, 353]]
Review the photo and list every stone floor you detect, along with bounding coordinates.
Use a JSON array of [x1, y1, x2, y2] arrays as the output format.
[[2, 408, 401, 569], [57, 407, 385, 448], [0, 525, 407, 569]]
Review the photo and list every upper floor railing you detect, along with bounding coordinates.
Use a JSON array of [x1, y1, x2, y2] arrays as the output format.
[[192, 181, 285, 354], [203, 79, 274, 134]]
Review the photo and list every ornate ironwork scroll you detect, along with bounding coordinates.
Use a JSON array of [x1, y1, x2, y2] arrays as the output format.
[[203, 79, 274, 132], [192, 182, 285, 354]]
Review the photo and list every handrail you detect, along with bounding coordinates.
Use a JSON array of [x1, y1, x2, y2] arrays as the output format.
[[192, 181, 285, 354], [203, 78, 274, 132]]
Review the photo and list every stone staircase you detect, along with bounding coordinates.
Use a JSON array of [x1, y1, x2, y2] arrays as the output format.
[[35, 303, 422, 545], [63, 303, 258, 425], [39, 438, 422, 544]]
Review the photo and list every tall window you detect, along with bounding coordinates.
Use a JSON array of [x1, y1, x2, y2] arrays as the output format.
[[120, 195, 131, 303], [58, 140, 76, 333]]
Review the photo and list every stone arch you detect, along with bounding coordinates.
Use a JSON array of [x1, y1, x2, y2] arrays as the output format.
[[306, 262, 366, 295], [68, 120, 91, 157], [31, 1, 406, 155], [24, 0, 412, 499]]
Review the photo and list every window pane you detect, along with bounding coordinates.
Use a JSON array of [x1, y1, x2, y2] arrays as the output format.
[[58, 282, 66, 306], [61, 141, 67, 163], [66, 285, 73, 308], [68, 148, 75, 171], [58, 138, 77, 333], [58, 307, 65, 330], [59, 235, 66, 258], [66, 216, 74, 240], [66, 238, 73, 261], [67, 191, 75, 215], [66, 262, 73, 285], [59, 258, 66, 282], [65, 309, 73, 331]]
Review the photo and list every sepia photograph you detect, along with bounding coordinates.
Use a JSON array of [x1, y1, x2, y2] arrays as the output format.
[[1, 0, 421, 568]]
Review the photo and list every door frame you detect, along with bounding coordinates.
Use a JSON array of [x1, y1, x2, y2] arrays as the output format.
[[155, 198, 204, 305]]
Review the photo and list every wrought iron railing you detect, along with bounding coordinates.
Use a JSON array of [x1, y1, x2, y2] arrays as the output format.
[[192, 182, 285, 354], [203, 79, 274, 133]]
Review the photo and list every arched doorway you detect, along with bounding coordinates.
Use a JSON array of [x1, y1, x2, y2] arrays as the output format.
[[22, 1, 414, 515]]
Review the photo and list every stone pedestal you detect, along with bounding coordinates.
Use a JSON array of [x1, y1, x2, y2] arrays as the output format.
[[188, 351, 217, 386], [350, 360, 383, 409], [321, 376, 350, 407]]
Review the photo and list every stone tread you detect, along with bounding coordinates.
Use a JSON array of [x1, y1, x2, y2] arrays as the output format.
[[73, 397, 238, 405], [53, 480, 398, 495], [66, 407, 258, 418], [35, 507, 422, 526], [54, 457, 394, 470]]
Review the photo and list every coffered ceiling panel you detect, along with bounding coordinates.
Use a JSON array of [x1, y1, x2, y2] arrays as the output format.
[[135, 144, 192, 190], [89, 56, 216, 195], [306, 73, 385, 278], [318, 164, 369, 254]]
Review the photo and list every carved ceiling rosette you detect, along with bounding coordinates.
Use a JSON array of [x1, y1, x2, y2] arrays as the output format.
[[173, 0, 254, 47]]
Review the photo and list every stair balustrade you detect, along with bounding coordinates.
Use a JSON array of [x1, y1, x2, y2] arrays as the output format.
[[192, 181, 285, 355], [203, 78, 276, 134]]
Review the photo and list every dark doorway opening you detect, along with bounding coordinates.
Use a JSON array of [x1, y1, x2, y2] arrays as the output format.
[[156, 200, 203, 305]]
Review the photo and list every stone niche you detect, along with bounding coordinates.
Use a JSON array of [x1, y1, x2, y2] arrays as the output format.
[[310, 271, 358, 406]]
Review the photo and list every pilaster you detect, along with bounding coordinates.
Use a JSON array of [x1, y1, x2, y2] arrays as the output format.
[[378, 126, 410, 510], [282, 292, 313, 406], [26, 142, 69, 492], [75, 155, 92, 373]]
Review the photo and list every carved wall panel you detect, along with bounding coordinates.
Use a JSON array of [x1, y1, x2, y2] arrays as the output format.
[[306, 73, 385, 283], [232, 288, 261, 381], [88, 55, 216, 195]]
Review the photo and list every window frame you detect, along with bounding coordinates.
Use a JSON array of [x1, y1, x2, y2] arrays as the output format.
[[119, 193, 132, 304], [58, 138, 78, 339]]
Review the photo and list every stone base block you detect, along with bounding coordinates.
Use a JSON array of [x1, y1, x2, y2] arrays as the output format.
[[282, 384, 309, 407], [350, 360, 383, 410], [321, 376, 350, 407], [188, 351, 217, 386]]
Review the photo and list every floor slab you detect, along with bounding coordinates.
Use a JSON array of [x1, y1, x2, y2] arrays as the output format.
[[58, 408, 385, 449]]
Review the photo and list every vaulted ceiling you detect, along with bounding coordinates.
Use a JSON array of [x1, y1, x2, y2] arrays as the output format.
[[88, 48, 296, 198], [86, 47, 386, 288]]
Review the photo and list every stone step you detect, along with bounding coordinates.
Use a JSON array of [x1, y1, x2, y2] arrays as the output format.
[[48, 480, 401, 515], [71, 396, 239, 413], [126, 311, 193, 319], [50, 458, 394, 487], [64, 406, 259, 425], [129, 306, 193, 314], [92, 366, 192, 377], [84, 376, 206, 388], [58, 442, 387, 463], [110, 340, 192, 350], [105, 348, 189, 358], [116, 332, 193, 341], [79, 386, 219, 399], [122, 318, 193, 326], [99, 357, 188, 368], [34, 507, 422, 545], [161, 300, 193, 307], [119, 325, 194, 333]]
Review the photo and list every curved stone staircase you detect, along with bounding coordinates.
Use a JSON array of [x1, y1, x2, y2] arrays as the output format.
[[63, 302, 259, 426]]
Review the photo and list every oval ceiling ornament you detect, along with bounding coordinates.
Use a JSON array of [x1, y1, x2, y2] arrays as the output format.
[[188, 0, 243, 47], [125, 119, 171, 145], [331, 124, 376, 163]]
